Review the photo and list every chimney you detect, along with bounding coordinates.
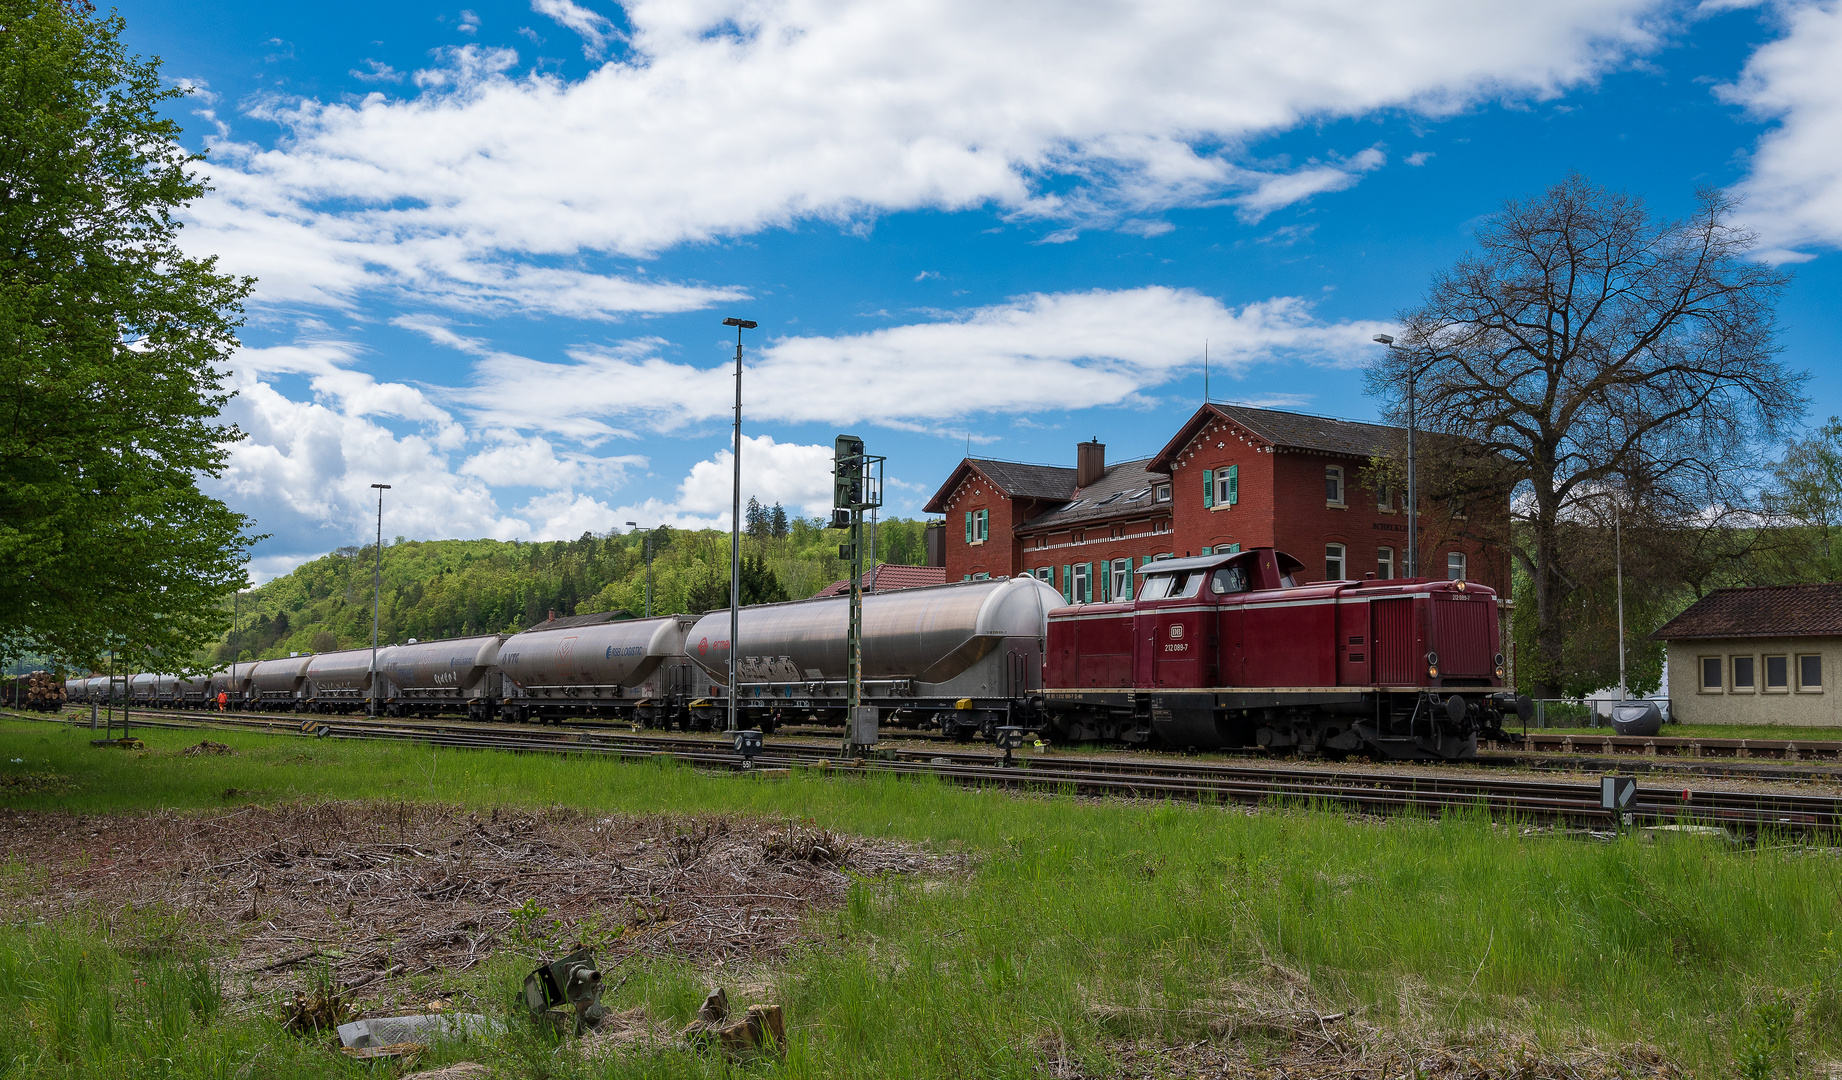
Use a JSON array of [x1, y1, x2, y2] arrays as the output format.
[[547, 609, 557, 622], [1076, 439, 1106, 489]]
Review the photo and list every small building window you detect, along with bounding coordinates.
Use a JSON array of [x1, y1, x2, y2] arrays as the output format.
[[1799, 654, 1823, 692], [1700, 656, 1723, 692], [1377, 546, 1394, 580], [1446, 551, 1466, 580], [1326, 466, 1344, 506], [1154, 484, 1171, 503], [1732, 655, 1755, 691], [972, 572, 990, 580], [1110, 559, 1133, 601], [1072, 562, 1090, 602], [1035, 568, 1054, 584], [1765, 655, 1789, 691], [1072, 530, 1085, 545], [1325, 543, 1346, 581], [1377, 484, 1393, 512]]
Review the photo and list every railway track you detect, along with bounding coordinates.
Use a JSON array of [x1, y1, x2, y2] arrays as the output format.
[[15, 707, 1842, 837]]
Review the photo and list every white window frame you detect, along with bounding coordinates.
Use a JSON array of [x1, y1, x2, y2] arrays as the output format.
[[975, 508, 989, 543], [1699, 655, 1724, 693], [1731, 654, 1756, 693], [1764, 654, 1790, 693], [1034, 567, 1054, 584], [1110, 559, 1133, 601], [1154, 483, 1171, 503], [1325, 543, 1346, 581], [1797, 653, 1824, 693], [1446, 551, 1467, 581], [1325, 465, 1345, 507], [1377, 483, 1393, 513], [1376, 546, 1394, 580], [1071, 562, 1090, 602]]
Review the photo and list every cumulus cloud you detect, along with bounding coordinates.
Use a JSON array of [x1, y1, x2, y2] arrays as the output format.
[[456, 286, 1394, 436], [531, 0, 619, 56], [1723, 0, 1842, 262], [189, 0, 1669, 312]]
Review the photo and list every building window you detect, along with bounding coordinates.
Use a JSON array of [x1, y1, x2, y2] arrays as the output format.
[[1154, 483, 1171, 503], [1209, 464, 1239, 508], [1326, 466, 1345, 506], [1152, 519, 1170, 534], [1035, 568, 1054, 584], [1799, 654, 1823, 692], [1765, 655, 1789, 691], [1072, 562, 1090, 602], [964, 508, 988, 544], [1732, 655, 1756, 691], [1700, 656, 1723, 692], [1377, 483, 1393, 512], [972, 572, 990, 580], [1073, 530, 1085, 545], [1377, 547, 1394, 580], [1325, 543, 1346, 581], [1110, 559, 1133, 602], [1446, 551, 1466, 580]]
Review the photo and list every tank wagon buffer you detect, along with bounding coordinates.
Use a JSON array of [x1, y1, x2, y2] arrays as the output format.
[[683, 575, 1063, 738], [496, 616, 700, 726], [1041, 547, 1527, 760]]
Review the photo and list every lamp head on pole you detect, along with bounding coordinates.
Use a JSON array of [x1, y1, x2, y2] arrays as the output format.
[[372, 483, 391, 490], [722, 318, 758, 329], [1372, 334, 1395, 345]]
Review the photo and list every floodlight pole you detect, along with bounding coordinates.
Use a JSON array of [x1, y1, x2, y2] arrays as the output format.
[[1373, 335, 1433, 578], [626, 522, 656, 617], [370, 483, 390, 717], [722, 317, 757, 733], [1580, 490, 1627, 700]]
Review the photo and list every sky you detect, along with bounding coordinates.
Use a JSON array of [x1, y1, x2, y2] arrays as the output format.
[[121, 0, 1842, 583]]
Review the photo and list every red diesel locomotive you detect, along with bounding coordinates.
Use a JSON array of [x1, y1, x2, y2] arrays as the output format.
[[1039, 547, 1524, 760]]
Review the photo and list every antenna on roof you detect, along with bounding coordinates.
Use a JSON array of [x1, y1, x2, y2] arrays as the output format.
[[965, 434, 970, 457], [1204, 340, 1209, 403]]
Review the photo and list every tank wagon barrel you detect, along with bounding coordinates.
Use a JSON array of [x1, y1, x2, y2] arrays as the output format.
[[302, 649, 385, 713], [381, 635, 505, 720], [247, 656, 314, 711], [497, 615, 698, 727], [683, 575, 1062, 737]]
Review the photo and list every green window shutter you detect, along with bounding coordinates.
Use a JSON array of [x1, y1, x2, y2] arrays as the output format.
[[1141, 555, 1153, 567], [1202, 468, 1214, 508], [1227, 543, 1241, 554], [1099, 563, 1109, 602], [1118, 563, 1133, 602], [964, 512, 973, 543], [1200, 546, 1211, 556], [1085, 562, 1096, 602], [978, 509, 989, 541], [1228, 464, 1239, 505], [1062, 565, 1072, 603]]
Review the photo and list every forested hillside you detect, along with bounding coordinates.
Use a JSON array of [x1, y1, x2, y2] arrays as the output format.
[[213, 514, 934, 663]]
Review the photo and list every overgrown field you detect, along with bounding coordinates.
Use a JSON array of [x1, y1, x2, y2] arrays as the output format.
[[1, 717, 1838, 1079]]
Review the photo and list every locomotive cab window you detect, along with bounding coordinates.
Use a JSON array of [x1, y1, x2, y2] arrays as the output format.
[[1210, 566, 1248, 595]]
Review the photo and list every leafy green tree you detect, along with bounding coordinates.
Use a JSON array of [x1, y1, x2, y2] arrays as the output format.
[[1765, 417, 1842, 582], [0, 0, 255, 672]]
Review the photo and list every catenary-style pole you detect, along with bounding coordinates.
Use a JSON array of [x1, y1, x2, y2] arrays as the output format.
[[370, 483, 390, 716], [721, 318, 757, 733]]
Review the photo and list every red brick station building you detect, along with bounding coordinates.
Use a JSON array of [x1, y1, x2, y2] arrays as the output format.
[[923, 403, 1507, 604]]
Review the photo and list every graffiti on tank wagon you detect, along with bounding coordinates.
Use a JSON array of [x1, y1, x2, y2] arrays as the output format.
[[736, 655, 801, 682]]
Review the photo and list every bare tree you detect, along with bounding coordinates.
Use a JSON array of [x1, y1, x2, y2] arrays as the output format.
[[1368, 176, 1805, 698]]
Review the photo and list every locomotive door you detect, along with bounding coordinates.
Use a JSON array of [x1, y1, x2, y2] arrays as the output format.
[[1217, 602, 1245, 687], [1152, 608, 1212, 687], [1370, 598, 1417, 686], [1336, 601, 1371, 686]]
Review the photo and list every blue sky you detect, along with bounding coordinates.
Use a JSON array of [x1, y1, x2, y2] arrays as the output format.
[[123, 0, 1842, 581]]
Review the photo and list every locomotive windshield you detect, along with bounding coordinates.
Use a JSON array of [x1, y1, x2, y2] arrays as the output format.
[[1139, 571, 1203, 600], [1210, 566, 1248, 595]]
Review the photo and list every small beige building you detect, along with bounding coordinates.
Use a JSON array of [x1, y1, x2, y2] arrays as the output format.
[[1654, 583, 1840, 727]]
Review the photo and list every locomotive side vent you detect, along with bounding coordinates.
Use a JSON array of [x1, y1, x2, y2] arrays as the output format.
[[1370, 599, 1416, 685]]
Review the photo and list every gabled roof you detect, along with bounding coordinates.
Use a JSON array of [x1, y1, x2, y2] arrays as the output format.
[[923, 458, 1078, 513], [1149, 403, 1401, 472], [1016, 458, 1169, 533], [811, 563, 949, 598], [1651, 584, 1842, 641], [521, 609, 632, 633]]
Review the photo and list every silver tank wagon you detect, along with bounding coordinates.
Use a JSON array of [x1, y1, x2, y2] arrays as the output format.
[[129, 672, 158, 705], [497, 616, 698, 726], [683, 576, 1062, 737], [65, 677, 89, 704], [151, 672, 182, 707], [248, 655, 314, 711], [303, 649, 386, 713], [380, 635, 504, 719]]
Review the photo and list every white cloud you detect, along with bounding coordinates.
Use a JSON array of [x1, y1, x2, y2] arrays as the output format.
[[1723, 1, 1842, 262], [531, 0, 618, 56], [455, 286, 1394, 435], [190, 1, 1669, 312]]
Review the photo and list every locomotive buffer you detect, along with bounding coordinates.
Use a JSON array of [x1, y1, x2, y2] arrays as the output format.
[[833, 434, 884, 755]]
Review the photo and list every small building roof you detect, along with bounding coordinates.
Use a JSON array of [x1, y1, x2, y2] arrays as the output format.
[[811, 563, 948, 597], [1651, 583, 1842, 641], [1149, 403, 1401, 472], [1016, 457, 1169, 533], [520, 609, 632, 633], [923, 458, 1078, 512]]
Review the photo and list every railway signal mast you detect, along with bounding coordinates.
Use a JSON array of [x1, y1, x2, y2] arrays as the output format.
[[833, 434, 884, 754]]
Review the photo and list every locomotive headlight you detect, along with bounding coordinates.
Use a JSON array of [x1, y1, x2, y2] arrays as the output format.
[[1454, 580, 1467, 592], [1428, 666, 1440, 679], [1494, 666, 1506, 680], [1424, 651, 1439, 667]]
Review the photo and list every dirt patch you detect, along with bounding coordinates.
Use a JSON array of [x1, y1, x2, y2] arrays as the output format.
[[0, 802, 957, 995], [179, 740, 234, 756], [1055, 1032, 1682, 1080]]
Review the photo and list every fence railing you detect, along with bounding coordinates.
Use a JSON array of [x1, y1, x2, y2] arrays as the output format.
[[1521, 697, 1671, 730]]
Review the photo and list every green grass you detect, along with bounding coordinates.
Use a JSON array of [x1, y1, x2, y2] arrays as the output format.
[[1, 717, 1839, 1078]]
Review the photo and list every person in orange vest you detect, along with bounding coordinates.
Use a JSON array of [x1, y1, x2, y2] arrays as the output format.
[[217, 690, 228, 712]]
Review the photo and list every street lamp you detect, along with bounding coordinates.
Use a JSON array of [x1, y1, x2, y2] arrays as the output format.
[[625, 521, 657, 617], [1579, 489, 1627, 701], [370, 483, 391, 716], [1372, 334, 1431, 579], [721, 317, 757, 734]]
